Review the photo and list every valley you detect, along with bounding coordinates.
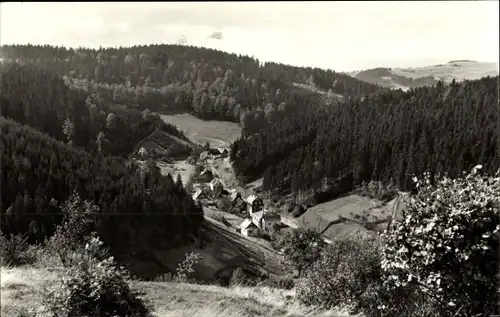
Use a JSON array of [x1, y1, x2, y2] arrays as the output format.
[[0, 31, 498, 317]]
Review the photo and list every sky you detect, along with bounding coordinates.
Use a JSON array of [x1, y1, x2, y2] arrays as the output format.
[[0, 1, 498, 72]]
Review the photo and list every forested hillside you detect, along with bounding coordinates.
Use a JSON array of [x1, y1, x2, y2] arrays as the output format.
[[232, 77, 499, 199], [0, 117, 204, 248], [0, 44, 381, 134], [0, 62, 188, 158], [0, 62, 204, 257]]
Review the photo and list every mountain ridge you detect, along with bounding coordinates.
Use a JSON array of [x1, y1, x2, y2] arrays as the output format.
[[349, 60, 498, 91]]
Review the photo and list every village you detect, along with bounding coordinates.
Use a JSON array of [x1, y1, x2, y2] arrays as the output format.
[[189, 146, 283, 239]]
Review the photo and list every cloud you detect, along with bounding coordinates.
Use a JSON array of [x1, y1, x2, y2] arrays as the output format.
[[209, 32, 223, 40]]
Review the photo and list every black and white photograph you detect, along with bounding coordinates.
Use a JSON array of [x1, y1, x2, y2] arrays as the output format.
[[0, 1, 499, 316]]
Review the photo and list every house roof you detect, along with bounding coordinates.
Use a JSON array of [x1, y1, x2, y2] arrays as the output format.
[[246, 194, 260, 205], [210, 178, 222, 186], [240, 219, 257, 229], [192, 189, 205, 200], [230, 191, 242, 201], [217, 147, 229, 154], [200, 168, 213, 176]]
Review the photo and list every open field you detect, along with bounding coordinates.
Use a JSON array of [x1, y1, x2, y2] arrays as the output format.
[[0, 266, 357, 317], [294, 194, 405, 241], [159, 113, 242, 148], [392, 60, 498, 82]]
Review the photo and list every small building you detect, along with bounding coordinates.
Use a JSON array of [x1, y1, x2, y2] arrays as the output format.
[[251, 210, 281, 231], [230, 190, 243, 202], [210, 178, 224, 197], [199, 151, 209, 161], [199, 168, 214, 181], [217, 147, 229, 156], [240, 219, 259, 237], [138, 147, 148, 157], [192, 188, 207, 201], [208, 148, 220, 155], [246, 194, 264, 216]]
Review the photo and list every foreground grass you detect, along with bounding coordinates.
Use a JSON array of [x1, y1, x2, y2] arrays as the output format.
[[0, 265, 359, 317]]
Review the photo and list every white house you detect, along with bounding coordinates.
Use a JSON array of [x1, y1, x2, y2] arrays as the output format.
[[209, 178, 224, 192], [230, 190, 243, 202], [246, 194, 264, 215], [251, 210, 281, 231], [217, 147, 229, 156], [138, 147, 148, 157], [240, 219, 258, 237], [192, 188, 207, 201]]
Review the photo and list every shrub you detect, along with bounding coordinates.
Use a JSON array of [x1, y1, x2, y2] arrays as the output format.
[[46, 191, 97, 267], [278, 228, 325, 276], [296, 236, 383, 313], [296, 234, 438, 317], [42, 235, 152, 317], [175, 251, 202, 282], [216, 197, 230, 210], [0, 232, 36, 266], [381, 166, 500, 316], [357, 180, 398, 202]]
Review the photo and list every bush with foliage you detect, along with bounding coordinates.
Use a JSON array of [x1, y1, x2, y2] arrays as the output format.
[[296, 235, 437, 317], [277, 228, 325, 276], [381, 166, 500, 316], [42, 235, 152, 317], [296, 236, 383, 313], [0, 232, 36, 266], [174, 251, 202, 282], [41, 193, 152, 317], [46, 191, 97, 267], [356, 180, 398, 202]]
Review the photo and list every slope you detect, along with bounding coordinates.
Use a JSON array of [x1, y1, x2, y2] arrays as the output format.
[[0, 266, 356, 317]]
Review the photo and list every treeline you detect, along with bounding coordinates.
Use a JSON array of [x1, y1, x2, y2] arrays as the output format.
[[0, 44, 381, 134], [0, 116, 204, 250], [0, 62, 188, 158], [232, 77, 499, 199]]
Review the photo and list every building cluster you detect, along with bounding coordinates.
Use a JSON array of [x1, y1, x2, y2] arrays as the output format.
[[192, 145, 281, 237], [238, 194, 281, 237]]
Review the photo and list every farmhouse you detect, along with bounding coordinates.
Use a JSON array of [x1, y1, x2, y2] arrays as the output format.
[[240, 219, 259, 237], [192, 188, 207, 201], [246, 194, 264, 215], [210, 178, 225, 197], [138, 147, 148, 157], [199, 168, 214, 181], [251, 210, 281, 231], [207, 148, 220, 155], [230, 190, 243, 202], [217, 147, 229, 156]]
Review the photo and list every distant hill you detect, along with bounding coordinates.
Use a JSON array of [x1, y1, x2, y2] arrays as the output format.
[[0, 44, 381, 137], [349, 60, 498, 91]]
